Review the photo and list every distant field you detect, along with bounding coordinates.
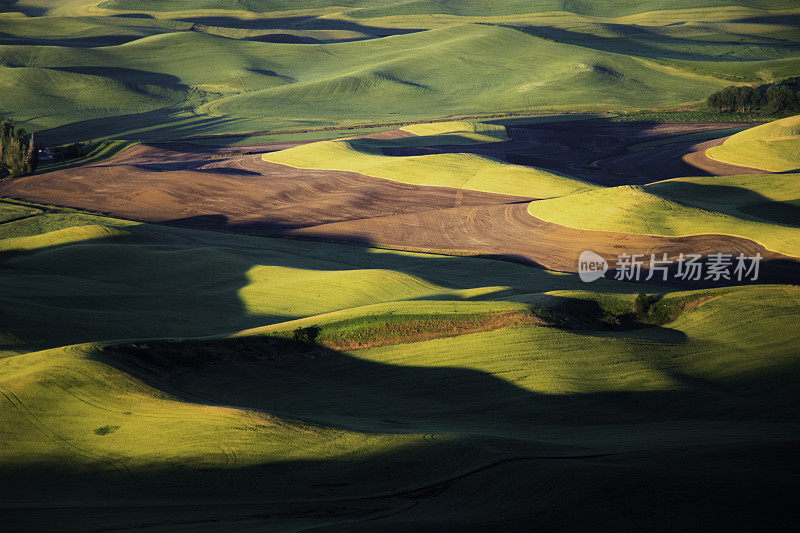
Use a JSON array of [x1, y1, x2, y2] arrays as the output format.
[[1, 1, 799, 142]]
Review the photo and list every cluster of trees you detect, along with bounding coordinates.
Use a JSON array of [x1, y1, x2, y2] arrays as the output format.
[[707, 78, 800, 114], [50, 141, 92, 160], [0, 119, 37, 178]]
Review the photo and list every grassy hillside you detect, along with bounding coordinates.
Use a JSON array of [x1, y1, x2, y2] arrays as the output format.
[[3, 1, 800, 529], [706, 114, 800, 171], [3, 261, 799, 529], [263, 121, 596, 197], [2, 190, 800, 529], [0, 198, 630, 353], [399, 120, 509, 143], [527, 173, 800, 257], [1, 1, 798, 142], [95, 1, 800, 17]]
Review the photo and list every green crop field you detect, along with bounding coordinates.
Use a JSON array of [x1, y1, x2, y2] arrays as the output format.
[[2, 199, 799, 530], [528, 147, 800, 257], [263, 121, 597, 197], [0, 0, 798, 143], [3, 1, 800, 530], [706, 115, 800, 171]]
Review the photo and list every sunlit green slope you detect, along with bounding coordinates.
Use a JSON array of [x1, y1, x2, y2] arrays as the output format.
[[527, 172, 800, 257], [1, 1, 798, 141], [706, 115, 800, 171], [263, 121, 596, 197], [0, 199, 620, 353], [5, 5, 799, 142], [2, 280, 799, 530]]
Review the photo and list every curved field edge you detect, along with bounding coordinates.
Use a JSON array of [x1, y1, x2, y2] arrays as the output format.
[[1, 282, 797, 476], [705, 115, 800, 172], [262, 122, 596, 198], [35, 140, 138, 174], [526, 173, 800, 257]]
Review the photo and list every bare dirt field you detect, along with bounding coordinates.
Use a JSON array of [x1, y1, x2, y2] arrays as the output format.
[[2, 121, 795, 284]]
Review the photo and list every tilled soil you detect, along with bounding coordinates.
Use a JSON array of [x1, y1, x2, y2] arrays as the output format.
[[2, 122, 795, 285]]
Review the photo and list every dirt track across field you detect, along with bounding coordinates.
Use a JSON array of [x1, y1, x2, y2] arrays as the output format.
[[1, 122, 796, 284]]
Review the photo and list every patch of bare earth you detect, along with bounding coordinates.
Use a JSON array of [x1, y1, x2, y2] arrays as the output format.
[[1, 124, 796, 284]]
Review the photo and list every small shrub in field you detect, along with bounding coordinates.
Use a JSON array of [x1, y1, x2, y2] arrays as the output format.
[[634, 293, 649, 319], [293, 326, 320, 344]]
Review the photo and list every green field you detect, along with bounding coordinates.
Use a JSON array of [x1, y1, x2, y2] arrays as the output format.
[[3, 2, 800, 530], [706, 114, 800, 171], [263, 121, 597, 197], [1, 1, 799, 143], [2, 198, 799, 529], [528, 169, 800, 257]]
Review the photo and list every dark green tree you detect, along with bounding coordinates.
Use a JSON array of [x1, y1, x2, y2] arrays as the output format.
[[707, 78, 800, 114], [0, 119, 38, 178], [765, 86, 798, 114]]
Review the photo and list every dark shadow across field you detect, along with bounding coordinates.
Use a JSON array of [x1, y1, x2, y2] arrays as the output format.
[[50, 67, 190, 92], [0, 0, 45, 16], [4, 437, 797, 531], [2, 212, 800, 530], [376, 118, 766, 184], [5, 324, 793, 530], [648, 182, 800, 228], [175, 15, 425, 38], [506, 23, 800, 61], [33, 109, 242, 145], [0, 33, 144, 47]]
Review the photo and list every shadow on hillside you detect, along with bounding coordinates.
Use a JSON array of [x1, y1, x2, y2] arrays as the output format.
[[110, 13, 155, 19], [244, 33, 325, 44], [506, 24, 800, 61], [50, 67, 190, 92], [176, 15, 425, 38], [649, 181, 800, 229], [95, 330, 785, 437], [734, 14, 800, 26], [0, 0, 46, 16], [3, 206, 800, 530], [58, 320, 797, 529], [368, 117, 762, 184], [34, 109, 242, 145], [0, 226, 292, 346], [0, 33, 145, 47], [4, 432, 798, 531]]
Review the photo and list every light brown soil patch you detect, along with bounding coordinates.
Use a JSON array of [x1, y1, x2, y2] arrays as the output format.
[[2, 123, 796, 285]]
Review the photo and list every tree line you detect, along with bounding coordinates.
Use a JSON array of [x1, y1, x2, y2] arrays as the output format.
[[0, 119, 38, 178], [707, 77, 800, 114]]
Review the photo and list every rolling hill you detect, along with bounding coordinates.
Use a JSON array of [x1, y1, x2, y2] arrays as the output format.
[[1, 1, 798, 142], [2, 197, 799, 529], [706, 114, 800, 171], [262, 121, 597, 198], [527, 172, 800, 257], [2, 2, 800, 530]]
